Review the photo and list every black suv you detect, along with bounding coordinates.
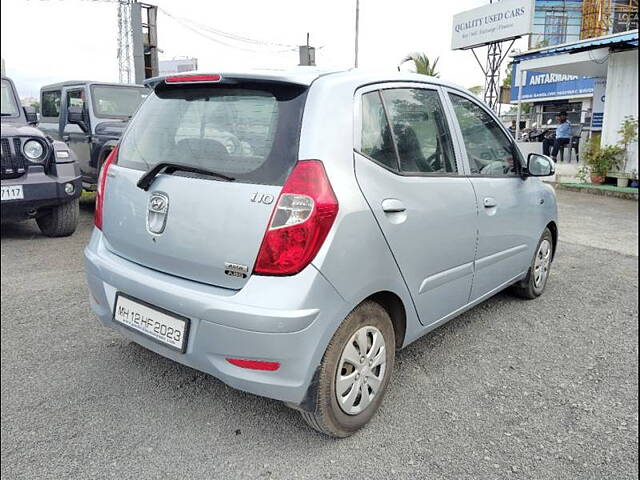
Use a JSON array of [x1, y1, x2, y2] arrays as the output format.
[[39, 81, 148, 190], [1, 77, 81, 236]]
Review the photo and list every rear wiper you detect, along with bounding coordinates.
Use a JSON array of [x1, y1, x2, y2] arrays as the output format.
[[137, 162, 235, 191]]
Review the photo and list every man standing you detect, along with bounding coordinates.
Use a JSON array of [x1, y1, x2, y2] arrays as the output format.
[[543, 111, 572, 161]]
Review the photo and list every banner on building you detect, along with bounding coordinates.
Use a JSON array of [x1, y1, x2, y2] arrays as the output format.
[[591, 78, 607, 130], [510, 64, 595, 102]]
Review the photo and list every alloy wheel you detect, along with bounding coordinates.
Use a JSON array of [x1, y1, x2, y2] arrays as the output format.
[[533, 239, 552, 288], [335, 326, 386, 415]]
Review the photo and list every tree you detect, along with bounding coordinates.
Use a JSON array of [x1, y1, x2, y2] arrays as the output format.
[[502, 64, 513, 87], [400, 53, 440, 77], [468, 85, 483, 97]]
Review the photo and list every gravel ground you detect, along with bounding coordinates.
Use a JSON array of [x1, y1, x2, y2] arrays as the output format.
[[1, 190, 638, 480]]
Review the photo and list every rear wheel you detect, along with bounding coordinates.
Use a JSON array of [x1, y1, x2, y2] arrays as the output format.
[[512, 228, 553, 299], [36, 198, 79, 237], [300, 301, 395, 437]]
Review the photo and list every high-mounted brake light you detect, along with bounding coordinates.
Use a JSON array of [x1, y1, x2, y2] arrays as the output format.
[[94, 145, 118, 230], [165, 74, 221, 84], [253, 160, 338, 276], [226, 358, 281, 371]]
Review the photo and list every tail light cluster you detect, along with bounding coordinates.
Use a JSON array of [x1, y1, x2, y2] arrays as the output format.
[[253, 160, 338, 276], [94, 145, 118, 230]]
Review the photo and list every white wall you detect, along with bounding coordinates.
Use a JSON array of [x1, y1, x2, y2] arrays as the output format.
[[601, 49, 639, 174]]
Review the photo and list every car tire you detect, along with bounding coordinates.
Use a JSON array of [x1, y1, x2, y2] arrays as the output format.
[[300, 300, 395, 438], [512, 228, 554, 299], [36, 198, 79, 237]]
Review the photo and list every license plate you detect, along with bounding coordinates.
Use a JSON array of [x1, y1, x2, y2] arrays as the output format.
[[113, 294, 190, 353], [1, 185, 24, 201]]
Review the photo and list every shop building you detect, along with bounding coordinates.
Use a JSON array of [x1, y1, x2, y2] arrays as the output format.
[[511, 29, 638, 181]]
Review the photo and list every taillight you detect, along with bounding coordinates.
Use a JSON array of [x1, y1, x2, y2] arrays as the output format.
[[165, 74, 221, 84], [94, 145, 118, 230], [254, 160, 338, 276]]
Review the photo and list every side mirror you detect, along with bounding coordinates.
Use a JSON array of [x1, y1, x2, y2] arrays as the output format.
[[67, 106, 89, 132], [23, 106, 38, 125], [527, 153, 555, 177]]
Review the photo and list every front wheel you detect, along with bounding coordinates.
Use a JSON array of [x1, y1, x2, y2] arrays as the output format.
[[512, 228, 554, 299], [36, 198, 79, 237], [300, 301, 395, 437]]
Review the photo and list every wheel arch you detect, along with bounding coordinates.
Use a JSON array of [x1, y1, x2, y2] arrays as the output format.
[[366, 291, 407, 349], [546, 220, 558, 260]]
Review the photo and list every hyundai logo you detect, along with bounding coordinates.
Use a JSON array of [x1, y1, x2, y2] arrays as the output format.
[[149, 195, 168, 213], [147, 192, 169, 234]]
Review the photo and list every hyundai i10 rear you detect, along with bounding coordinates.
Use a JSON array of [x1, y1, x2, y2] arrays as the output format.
[[85, 70, 558, 437]]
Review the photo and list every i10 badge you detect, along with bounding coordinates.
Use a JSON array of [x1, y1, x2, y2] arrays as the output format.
[[250, 192, 274, 205]]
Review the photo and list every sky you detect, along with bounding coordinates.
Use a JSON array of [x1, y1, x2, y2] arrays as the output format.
[[1, 0, 527, 99]]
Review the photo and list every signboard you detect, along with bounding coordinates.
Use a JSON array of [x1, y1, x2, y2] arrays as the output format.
[[591, 78, 606, 130], [510, 64, 595, 102], [613, 2, 639, 34], [451, 0, 535, 50]]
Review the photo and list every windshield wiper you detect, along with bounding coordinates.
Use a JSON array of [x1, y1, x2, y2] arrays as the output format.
[[137, 162, 235, 191]]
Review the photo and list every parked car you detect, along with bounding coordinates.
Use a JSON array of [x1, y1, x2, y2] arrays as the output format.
[[38, 81, 148, 190], [84, 69, 558, 437], [1, 76, 81, 236]]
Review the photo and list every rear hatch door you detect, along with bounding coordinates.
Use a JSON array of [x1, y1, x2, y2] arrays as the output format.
[[101, 78, 308, 289]]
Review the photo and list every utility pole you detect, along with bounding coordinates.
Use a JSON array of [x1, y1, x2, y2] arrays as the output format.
[[298, 33, 316, 66], [118, 1, 158, 84], [132, 2, 159, 83], [354, 0, 360, 68]]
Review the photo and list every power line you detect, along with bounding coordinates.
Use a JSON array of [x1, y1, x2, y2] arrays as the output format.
[[158, 7, 298, 53]]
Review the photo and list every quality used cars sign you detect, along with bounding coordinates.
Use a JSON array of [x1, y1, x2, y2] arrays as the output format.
[[451, 0, 534, 50]]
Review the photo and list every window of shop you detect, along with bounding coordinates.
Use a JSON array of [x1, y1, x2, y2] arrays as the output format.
[[541, 102, 582, 125]]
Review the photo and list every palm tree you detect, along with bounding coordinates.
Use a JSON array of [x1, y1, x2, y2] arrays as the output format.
[[400, 53, 440, 77]]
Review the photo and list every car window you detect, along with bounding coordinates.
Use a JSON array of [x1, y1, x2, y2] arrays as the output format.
[[41, 90, 61, 118], [382, 88, 457, 174], [449, 93, 519, 176], [91, 85, 148, 119], [361, 91, 397, 170], [67, 89, 85, 109], [1, 79, 19, 117]]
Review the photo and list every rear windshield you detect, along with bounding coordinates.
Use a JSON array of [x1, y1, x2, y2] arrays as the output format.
[[118, 82, 308, 186], [91, 85, 149, 119]]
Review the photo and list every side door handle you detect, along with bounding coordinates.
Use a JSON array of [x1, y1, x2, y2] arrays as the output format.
[[382, 198, 406, 213], [483, 197, 497, 208]]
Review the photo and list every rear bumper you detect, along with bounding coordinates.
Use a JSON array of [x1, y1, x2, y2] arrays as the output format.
[[84, 229, 347, 406], [1, 164, 81, 219]]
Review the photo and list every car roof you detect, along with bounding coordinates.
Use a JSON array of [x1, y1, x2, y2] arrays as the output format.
[[40, 81, 146, 91], [143, 67, 468, 93]]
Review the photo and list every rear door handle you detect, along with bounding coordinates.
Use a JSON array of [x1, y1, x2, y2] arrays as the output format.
[[483, 197, 497, 208], [382, 198, 406, 213]]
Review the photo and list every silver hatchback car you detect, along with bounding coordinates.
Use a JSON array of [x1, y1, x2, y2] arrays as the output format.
[[84, 69, 557, 437]]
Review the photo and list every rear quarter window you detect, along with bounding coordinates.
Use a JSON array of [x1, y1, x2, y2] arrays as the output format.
[[118, 82, 308, 186]]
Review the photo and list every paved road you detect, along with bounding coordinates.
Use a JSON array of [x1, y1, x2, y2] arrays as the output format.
[[1, 190, 638, 480]]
